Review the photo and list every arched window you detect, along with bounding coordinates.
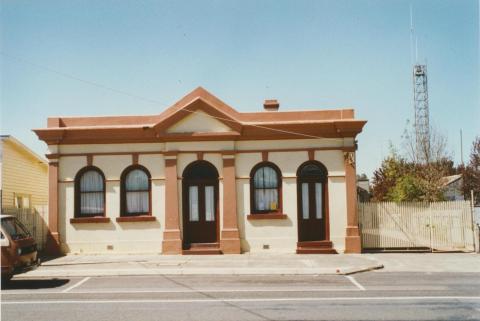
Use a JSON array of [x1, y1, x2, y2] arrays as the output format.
[[121, 165, 151, 216], [74, 167, 105, 217], [250, 162, 282, 214]]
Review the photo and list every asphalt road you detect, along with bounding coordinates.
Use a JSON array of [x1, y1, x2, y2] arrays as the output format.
[[2, 272, 480, 321]]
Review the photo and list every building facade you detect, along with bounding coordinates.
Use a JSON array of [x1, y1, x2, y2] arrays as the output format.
[[34, 88, 366, 255], [441, 174, 464, 201], [1, 135, 48, 211]]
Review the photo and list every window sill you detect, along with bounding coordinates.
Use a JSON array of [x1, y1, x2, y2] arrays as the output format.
[[70, 217, 110, 224], [116, 216, 156, 222], [247, 213, 288, 220]]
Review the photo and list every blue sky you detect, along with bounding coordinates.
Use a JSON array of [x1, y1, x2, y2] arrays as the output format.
[[1, 0, 478, 177]]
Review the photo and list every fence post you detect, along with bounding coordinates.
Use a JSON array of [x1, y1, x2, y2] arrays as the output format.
[[429, 203, 433, 252], [471, 190, 477, 253]]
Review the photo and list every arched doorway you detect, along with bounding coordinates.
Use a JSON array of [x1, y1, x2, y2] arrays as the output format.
[[297, 161, 329, 243], [182, 161, 219, 249]]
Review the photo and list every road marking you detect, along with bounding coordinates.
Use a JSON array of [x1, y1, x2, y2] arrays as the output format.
[[3, 287, 360, 295], [345, 275, 365, 291], [61, 277, 91, 293], [2, 296, 480, 305]]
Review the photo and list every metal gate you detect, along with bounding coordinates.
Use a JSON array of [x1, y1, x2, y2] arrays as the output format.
[[359, 201, 475, 252], [1, 206, 49, 251]]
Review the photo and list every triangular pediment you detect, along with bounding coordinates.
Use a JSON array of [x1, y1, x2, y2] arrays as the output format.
[[153, 87, 243, 135], [166, 110, 233, 133]]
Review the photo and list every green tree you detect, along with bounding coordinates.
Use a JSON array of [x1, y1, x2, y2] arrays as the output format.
[[372, 123, 457, 202], [372, 153, 453, 202], [462, 136, 480, 204], [387, 174, 424, 202], [371, 151, 410, 201]]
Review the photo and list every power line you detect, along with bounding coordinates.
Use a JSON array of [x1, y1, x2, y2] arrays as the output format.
[[179, 108, 324, 139], [0, 51, 166, 106], [1, 51, 330, 140]]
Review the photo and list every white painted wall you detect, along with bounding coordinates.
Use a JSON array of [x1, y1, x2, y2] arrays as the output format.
[[55, 140, 349, 254], [328, 177, 347, 252], [59, 143, 165, 154], [235, 147, 347, 253], [59, 156, 87, 181], [58, 154, 164, 254], [167, 111, 232, 133]]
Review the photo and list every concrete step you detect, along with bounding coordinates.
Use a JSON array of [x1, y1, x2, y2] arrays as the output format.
[[188, 242, 220, 249], [296, 240, 336, 254], [296, 248, 337, 254], [297, 240, 333, 248], [182, 249, 223, 255], [183, 242, 222, 255]]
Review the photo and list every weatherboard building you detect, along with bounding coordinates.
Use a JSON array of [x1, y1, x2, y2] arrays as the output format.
[[34, 87, 366, 255]]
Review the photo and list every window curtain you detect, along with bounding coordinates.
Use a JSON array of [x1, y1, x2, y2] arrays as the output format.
[[189, 186, 199, 221], [315, 183, 323, 219], [253, 166, 279, 211], [125, 169, 149, 214], [302, 183, 309, 219], [80, 170, 104, 215], [205, 186, 215, 221]]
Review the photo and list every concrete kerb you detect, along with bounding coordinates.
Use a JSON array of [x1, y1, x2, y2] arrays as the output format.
[[15, 253, 385, 278], [15, 253, 480, 279], [337, 264, 384, 275], [14, 266, 385, 278]]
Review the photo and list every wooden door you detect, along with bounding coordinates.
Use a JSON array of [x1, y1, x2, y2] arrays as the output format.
[[182, 161, 219, 248], [183, 182, 218, 245], [297, 162, 328, 242]]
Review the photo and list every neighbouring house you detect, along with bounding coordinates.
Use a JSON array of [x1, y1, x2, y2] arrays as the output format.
[[0, 135, 48, 211], [33, 87, 366, 255], [356, 176, 371, 202], [440, 174, 464, 201]]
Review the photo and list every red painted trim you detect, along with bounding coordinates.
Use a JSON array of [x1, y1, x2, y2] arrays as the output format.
[[220, 157, 241, 254], [162, 156, 182, 254], [153, 97, 243, 134], [34, 120, 366, 145], [308, 149, 315, 161], [116, 216, 156, 222], [34, 85, 367, 144], [262, 151, 268, 162], [48, 146, 356, 159], [132, 153, 139, 165], [247, 213, 288, 220], [70, 217, 110, 223], [41, 88, 359, 130], [46, 162, 61, 256]]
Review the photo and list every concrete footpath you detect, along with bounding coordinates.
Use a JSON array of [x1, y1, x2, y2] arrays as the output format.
[[15, 252, 480, 278]]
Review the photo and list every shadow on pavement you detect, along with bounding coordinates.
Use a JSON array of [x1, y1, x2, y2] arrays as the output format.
[[2, 278, 70, 290]]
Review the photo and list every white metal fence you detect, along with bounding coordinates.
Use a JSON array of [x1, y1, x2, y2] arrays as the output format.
[[1, 206, 49, 251], [359, 201, 475, 252]]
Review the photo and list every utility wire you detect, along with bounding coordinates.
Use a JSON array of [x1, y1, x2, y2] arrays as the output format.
[[0, 51, 164, 106], [179, 108, 324, 139], [1, 51, 330, 140]]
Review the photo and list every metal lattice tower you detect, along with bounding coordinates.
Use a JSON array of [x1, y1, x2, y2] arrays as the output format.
[[413, 64, 430, 163]]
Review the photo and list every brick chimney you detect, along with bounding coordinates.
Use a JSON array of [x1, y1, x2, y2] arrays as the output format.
[[263, 99, 279, 111]]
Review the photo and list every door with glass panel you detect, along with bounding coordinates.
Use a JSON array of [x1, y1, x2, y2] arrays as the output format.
[[182, 161, 219, 246], [297, 162, 327, 242]]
